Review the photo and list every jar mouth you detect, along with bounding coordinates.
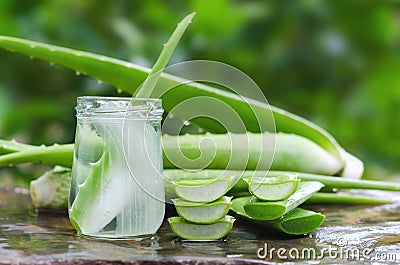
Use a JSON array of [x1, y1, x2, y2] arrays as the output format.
[[76, 96, 163, 119]]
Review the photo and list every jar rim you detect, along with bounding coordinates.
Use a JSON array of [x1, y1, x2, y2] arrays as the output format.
[[77, 96, 161, 103], [76, 96, 163, 119]]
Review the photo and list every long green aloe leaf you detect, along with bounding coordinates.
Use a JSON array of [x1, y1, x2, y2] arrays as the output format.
[[0, 143, 74, 168], [135, 12, 195, 98], [0, 35, 362, 178]]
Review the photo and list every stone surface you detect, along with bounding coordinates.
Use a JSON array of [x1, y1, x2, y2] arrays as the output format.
[[0, 188, 399, 264]]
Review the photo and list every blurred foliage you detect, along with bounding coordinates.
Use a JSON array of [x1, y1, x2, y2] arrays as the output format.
[[0, 0, 399, 182]]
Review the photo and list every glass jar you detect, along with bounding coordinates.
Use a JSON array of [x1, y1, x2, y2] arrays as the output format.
[[68, 96, 164, 238]]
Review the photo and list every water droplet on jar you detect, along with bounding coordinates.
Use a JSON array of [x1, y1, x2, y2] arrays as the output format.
[[183, 120, 190, 126], [117, 89, 122, 94], [75, 72, 81, 76], [97, 79, 103, 84]]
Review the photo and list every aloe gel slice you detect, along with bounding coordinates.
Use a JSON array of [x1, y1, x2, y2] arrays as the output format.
[[231, 197, 325, 235], [173, 196, 232, 224], [164, 170, 241, 202], [246, 174, 300, 201], [244, 181, 324, 220], [169, 170, 240, 203], [173, 178, 231, 203], [168, 216, 235, 240]]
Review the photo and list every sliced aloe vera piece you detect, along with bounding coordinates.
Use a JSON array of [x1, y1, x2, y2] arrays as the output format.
[[168, 215, 235, 240], [231, 197, 325, 235], [244, 181, 324, 220], [168, 170, 240, 203], [246, 174, 300, 201], [173, 196, 232, 224], [174, 178, 231, 203]]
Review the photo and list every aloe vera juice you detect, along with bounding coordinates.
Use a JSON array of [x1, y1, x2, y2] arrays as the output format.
[[69, 97, 164, 238]]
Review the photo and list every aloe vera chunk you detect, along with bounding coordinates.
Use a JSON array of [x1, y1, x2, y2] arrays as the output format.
[[173, 178, 231, 203], [173, 196, 232, 224], [165, 169, 241, 202], [231, 197, 325, 235], [30, 166, 71, 209], [246, 174, 300, 201], [168, 216, 235, 240], [244, 181, 324, 220]]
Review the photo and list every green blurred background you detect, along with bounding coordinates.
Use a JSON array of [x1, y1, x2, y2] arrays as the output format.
[[0, 0, 399, 185]]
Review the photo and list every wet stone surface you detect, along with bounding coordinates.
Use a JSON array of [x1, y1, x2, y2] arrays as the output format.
[[0, 188, 399, 264]]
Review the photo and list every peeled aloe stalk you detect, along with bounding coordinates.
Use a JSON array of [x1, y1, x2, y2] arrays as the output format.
[[0, 35, 363, 178], [168, 215, 235, 240], [163, 132, 342, 175], [0, 130, 341, 176], [30, 166, 71, 209], [173, 196, 232, 224], [231, 197, 325, 235], [243, 181, 324, 220]]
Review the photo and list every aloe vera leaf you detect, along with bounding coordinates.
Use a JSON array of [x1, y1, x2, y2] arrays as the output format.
[[69, 150, 111, 234], [168, 215, 235, 240], [0, 35, 358, 176], [163, 132, 342, 175], [173, 196, 232, 224], [135, 12, 195, 98], [30, 166, 71, 210], [231, 197, 325, 235], [0, 143, 74, 167], [305, 192, 393, 205], [246, 174, 300, 201], [0, 36, 148, 93], [244, 181, 324, 220], [0, 139, 36, 154], [0, 131, 343, 175]]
